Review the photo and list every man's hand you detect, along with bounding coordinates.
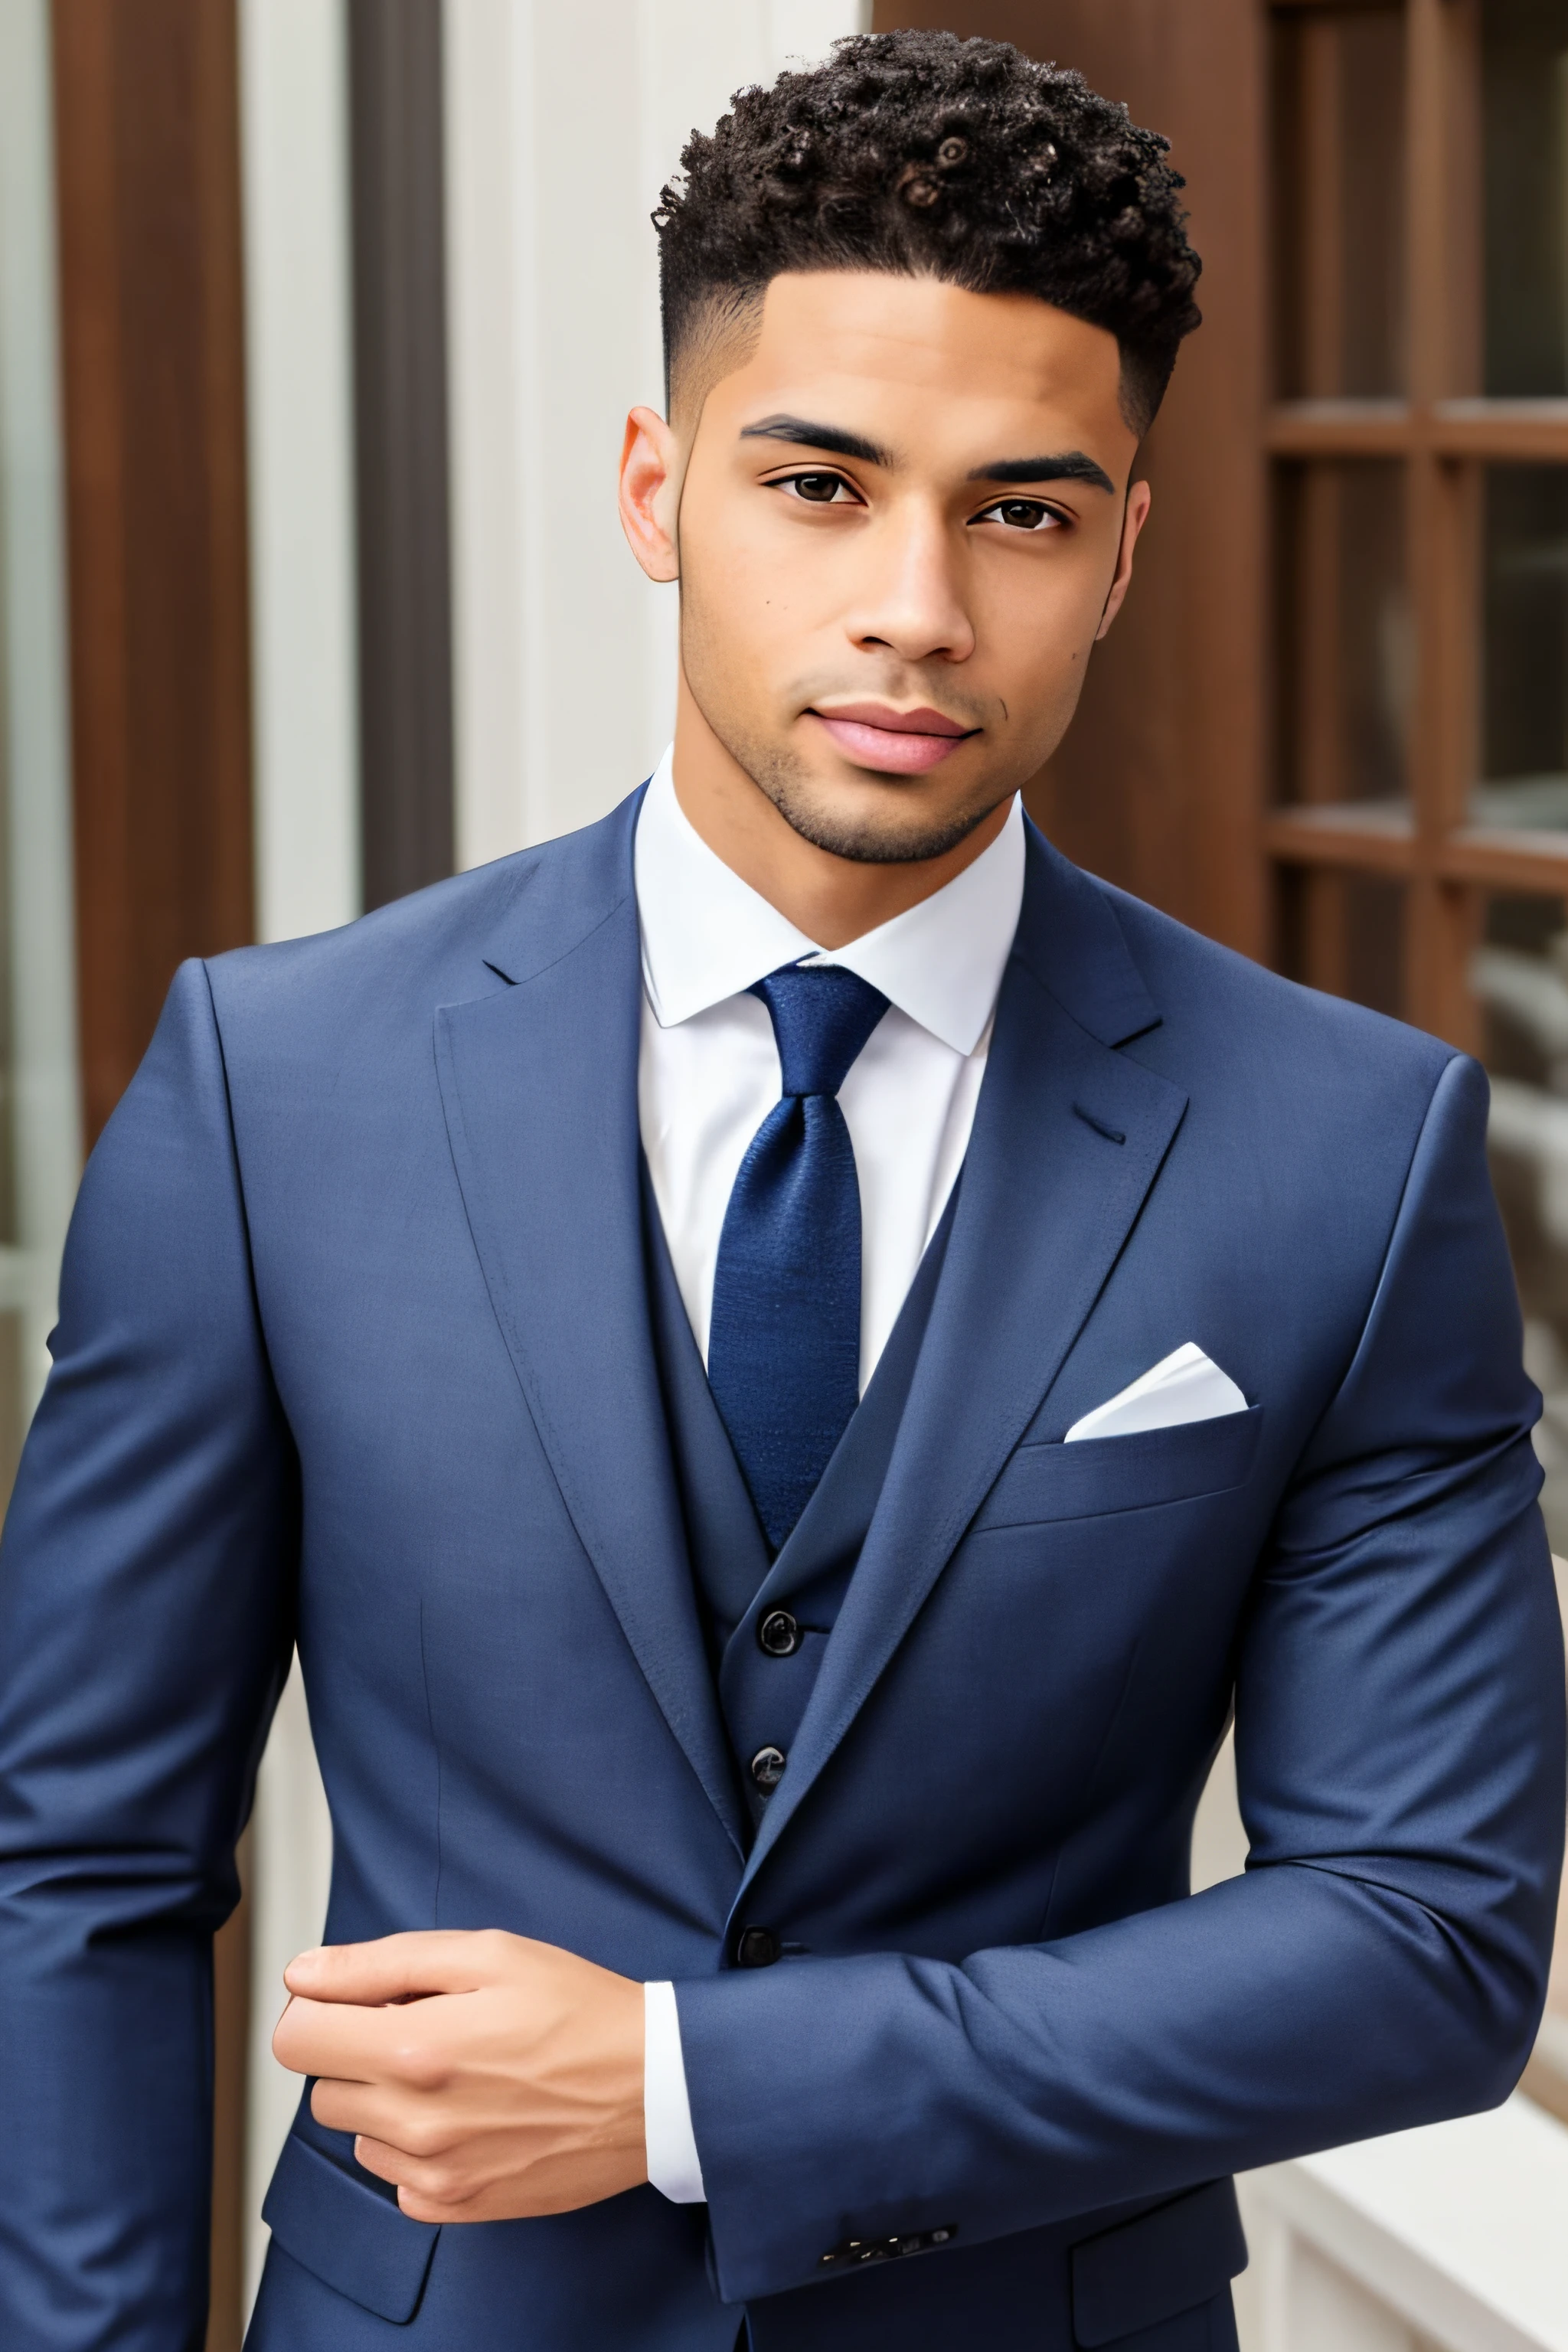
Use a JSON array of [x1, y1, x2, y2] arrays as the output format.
[[273, 1930, 647, 2222]]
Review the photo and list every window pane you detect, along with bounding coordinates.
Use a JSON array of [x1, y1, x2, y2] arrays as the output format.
[[1472, 465, 1568, 828], [1272, 6, 1406, 399], [1484, 0, 1568, 397], [1278, 869, 1406, 1014], [1276, 461, 1411, 805]]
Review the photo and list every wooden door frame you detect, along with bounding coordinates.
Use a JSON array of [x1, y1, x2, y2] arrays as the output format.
[[51, 5, 255, 2341]]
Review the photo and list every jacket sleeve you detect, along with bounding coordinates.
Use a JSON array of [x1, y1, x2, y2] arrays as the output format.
[[0, 962, 297, 2351], [675, 1050, 1568, 2306]]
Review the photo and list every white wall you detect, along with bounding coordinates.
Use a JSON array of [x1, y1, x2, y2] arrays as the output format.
[[444, 0, 873, 867]]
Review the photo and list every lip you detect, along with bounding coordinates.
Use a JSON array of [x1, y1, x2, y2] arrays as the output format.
[[808, 702, 978, 776], [812, 702, 972, 737]]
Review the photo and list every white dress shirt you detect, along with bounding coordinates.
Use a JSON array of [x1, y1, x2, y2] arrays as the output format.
[[635, 746, 1025, 2202]]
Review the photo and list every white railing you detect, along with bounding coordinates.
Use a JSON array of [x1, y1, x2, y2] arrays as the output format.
[[1239, 2099, 1568, 2352]]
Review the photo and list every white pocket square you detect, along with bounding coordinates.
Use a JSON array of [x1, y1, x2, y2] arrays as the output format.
[[1064, 1342, 1248, 1443]]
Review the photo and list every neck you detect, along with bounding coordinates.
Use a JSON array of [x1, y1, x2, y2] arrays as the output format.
[[669, 675, 1011, 950]]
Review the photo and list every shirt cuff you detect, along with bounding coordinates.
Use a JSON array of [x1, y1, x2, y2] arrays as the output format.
[[643, 1979, 707, 2203]]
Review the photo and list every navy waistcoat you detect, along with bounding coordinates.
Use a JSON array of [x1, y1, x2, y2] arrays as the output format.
[[641, 1163, 957, 1836]]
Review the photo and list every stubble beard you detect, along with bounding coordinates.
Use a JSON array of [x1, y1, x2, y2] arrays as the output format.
[[682, 648, 1014, 867], [742, 737, 1008, 866]]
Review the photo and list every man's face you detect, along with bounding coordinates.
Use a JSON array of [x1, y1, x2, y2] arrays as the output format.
[[662, 271, 1145, 864]]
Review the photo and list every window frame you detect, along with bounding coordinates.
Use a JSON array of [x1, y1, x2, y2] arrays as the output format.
[[1263, 0, 1568, 1049]]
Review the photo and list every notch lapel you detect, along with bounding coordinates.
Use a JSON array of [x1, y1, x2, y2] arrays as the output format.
[[735, 830, 1189, 1892], [434, 799, 746, 1857]]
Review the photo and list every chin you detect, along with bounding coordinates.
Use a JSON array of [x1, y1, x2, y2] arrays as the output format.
[[766, 768, 1000, 867]]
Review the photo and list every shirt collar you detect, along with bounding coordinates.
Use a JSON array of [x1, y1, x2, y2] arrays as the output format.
[[633, 746, 1024, 1057]]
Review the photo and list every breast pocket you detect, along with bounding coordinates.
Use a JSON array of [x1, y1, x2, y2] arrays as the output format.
[[973, 1406, 1264, 1532]]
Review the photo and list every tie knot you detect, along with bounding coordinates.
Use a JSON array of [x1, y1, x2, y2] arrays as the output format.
[[752, 964, 890, 1099]]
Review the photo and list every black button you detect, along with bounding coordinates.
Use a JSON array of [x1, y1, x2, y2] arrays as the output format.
[[750, 1744, 786, 1789], [819, 2224, 957, 2268], [736, 1925, 781, 1968], [758, 1609, 801, 1657]]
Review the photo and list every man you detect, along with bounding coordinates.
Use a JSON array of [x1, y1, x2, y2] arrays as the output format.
[[0, 28, 1562, 2352]]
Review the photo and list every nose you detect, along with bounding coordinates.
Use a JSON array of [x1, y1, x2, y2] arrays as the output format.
[[844, 500, 975, 666]]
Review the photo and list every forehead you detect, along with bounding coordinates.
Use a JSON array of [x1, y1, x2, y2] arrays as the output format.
[[701, 270, 1130, 461]]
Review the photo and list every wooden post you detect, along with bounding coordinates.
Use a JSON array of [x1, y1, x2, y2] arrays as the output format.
[[50, 5, 256, 2341]]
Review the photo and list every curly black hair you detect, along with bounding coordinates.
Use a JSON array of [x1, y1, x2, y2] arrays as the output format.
[[655, 28, 1202, 436]]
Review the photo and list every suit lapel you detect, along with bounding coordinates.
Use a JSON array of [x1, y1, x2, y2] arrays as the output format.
[[435, 796, 746, 1857], [735, 828, 1188, 1892]]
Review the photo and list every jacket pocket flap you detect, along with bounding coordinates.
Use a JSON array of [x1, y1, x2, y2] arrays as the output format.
[[975, 1407, 1264, 1532], [1071, 2178, 1247, 2347], [262, 2127, 439, 2324]]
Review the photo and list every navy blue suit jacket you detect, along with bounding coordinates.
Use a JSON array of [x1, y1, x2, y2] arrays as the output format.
[[0, 797, 1562, 2351]]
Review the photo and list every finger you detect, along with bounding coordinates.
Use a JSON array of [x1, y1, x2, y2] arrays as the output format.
[[399, 2184, 479, 2223], [310, 2076, 458, 2158], [394, 2154, 631, 2226], [283, 1929, 512, 2006], [353, 2135, 484, 2209], [273, 1991, 449, 2086]]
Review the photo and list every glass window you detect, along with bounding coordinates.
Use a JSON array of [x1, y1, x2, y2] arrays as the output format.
[[1276, 460, 1411, 805], [1473, 465, 1568, 828], [1484, 0, 1568, 397]]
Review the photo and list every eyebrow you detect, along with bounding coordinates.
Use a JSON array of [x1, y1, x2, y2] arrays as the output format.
[[738, 414, 893, 466], [967, 450, 1116, 494], [740, 416, 1117, 498]]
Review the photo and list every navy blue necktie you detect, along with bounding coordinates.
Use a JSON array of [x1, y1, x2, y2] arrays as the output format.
[[707, 964, 890, 1552]]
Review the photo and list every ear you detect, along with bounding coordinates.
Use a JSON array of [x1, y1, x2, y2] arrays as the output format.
[[1095, 479, 1152, 641], [619, 407, 681, 583]]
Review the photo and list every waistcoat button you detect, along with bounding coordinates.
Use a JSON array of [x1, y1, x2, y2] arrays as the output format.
[[758, 1609, 801, 1656], [750, 1744, 786, 1788], [736, 1926, 781, 1968]]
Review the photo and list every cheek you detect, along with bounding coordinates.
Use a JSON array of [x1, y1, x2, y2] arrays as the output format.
[[972, 550, 1105, 682], [678, 505, 837, 695], [678, 551, 771, 714]]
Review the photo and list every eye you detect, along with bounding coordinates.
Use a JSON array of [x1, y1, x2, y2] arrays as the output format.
[[774, 472, 860, 505], [972, 498, 1065, 533]]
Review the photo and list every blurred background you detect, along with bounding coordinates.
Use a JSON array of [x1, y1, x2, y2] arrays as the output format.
[[1, 0, 1566, 2344]]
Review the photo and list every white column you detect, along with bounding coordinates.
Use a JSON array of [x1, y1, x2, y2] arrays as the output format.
[[237, 0, 358, 2306], [444, 0, 871, 869], [442, 0, 530, 869], [240, 0, 361, 948], [0, 0, 84, 1400]]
